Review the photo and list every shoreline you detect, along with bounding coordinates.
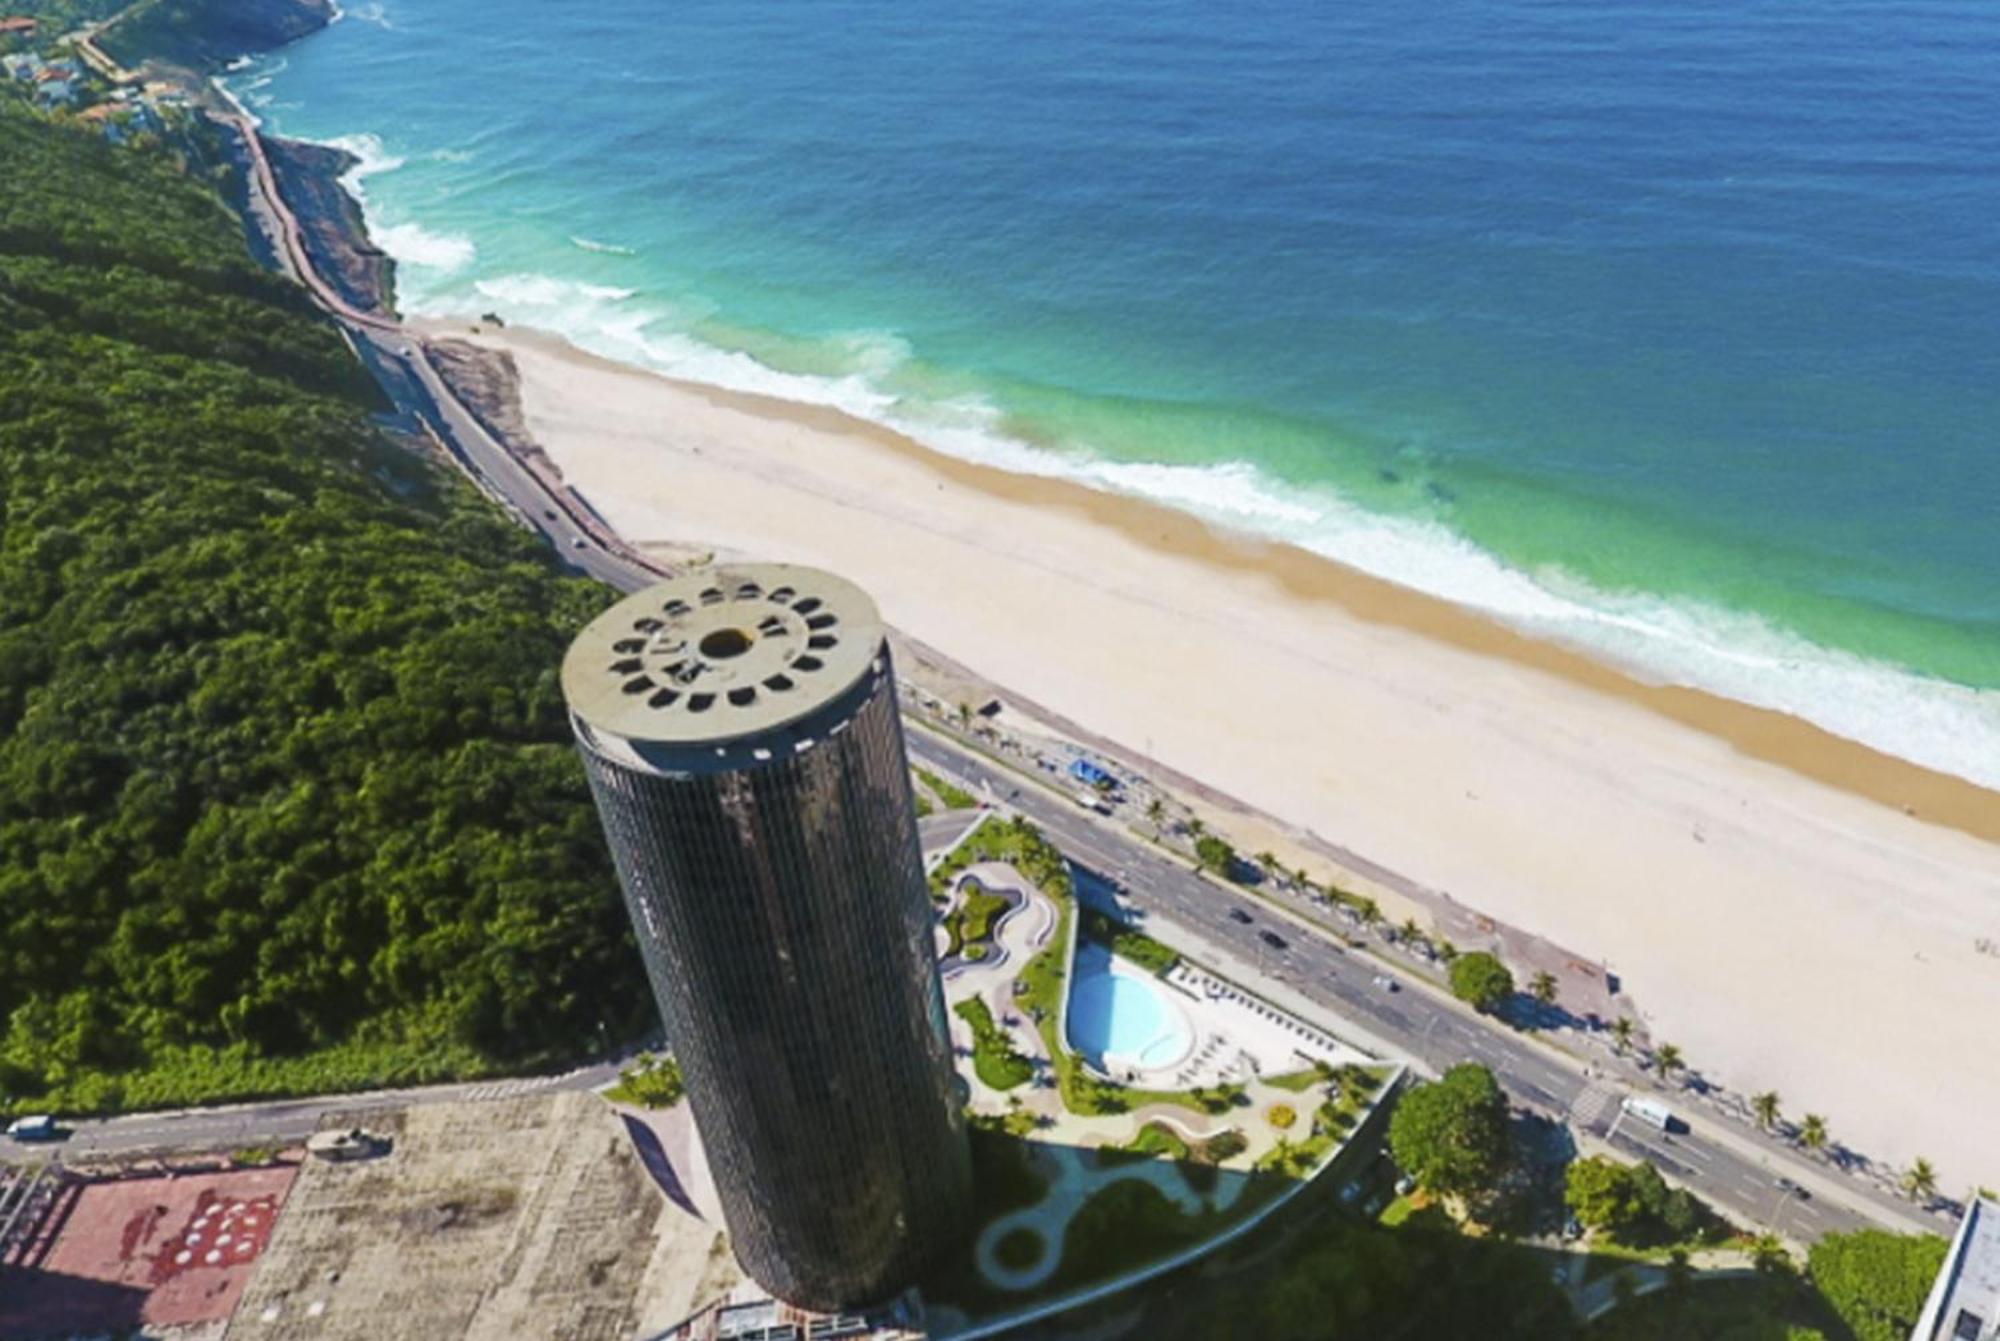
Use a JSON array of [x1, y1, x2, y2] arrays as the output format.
[[460, 321, 2000, 847], [424, 314, 2000, 1187]]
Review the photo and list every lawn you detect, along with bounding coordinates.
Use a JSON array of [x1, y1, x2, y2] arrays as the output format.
[[1082, 908, 1180, 975], [945, 884, 1014, 958], [1586, 1275, 1844, 1341], [955, 997, 1034, 1090], [918, 767, 980, 811]]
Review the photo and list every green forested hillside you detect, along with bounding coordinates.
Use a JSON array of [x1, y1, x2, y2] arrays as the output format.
[[0, 104, 647, 1114]]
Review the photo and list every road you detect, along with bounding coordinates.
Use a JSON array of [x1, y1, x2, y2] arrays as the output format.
[[902, 728, 1938, 1244], [59, 105, 1930, 1248]]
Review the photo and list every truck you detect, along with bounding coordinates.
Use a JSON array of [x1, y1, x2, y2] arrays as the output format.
[[1621, 1096, 1678, 1133]]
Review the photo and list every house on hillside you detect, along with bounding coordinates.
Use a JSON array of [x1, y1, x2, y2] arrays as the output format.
[[3, 51, 41, 81], [35, 76, 74, 107], [0, 16, 37, 38]]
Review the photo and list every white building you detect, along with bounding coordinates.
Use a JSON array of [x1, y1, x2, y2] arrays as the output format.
[[1913, 1196, 2000, 1341]]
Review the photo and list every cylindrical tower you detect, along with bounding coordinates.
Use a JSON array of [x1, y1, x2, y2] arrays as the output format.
[[561, 564, 971, 1310]]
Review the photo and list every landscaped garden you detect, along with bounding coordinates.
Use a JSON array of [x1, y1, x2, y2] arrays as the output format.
[[922, 813, 1406, 1332], [955, 997, 1034, 1090]]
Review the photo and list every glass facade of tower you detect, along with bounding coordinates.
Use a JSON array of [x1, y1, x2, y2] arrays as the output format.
[[570, 638, 970, 1310]]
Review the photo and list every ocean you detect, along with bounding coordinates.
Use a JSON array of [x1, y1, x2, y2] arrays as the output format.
[[230, 0, 2000, 788]]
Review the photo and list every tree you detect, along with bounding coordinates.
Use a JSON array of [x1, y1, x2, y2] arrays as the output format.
[[1752, 1090, 1782, 1130], [1565, 1156, 1641, 1232], [1652, 1042, 1684, 1079], [1902, 1158, 1938, 1203], [1610, 1016, 1635, 1054], [1194, 835, 1237, 878], [1356, 899, 1381, 928], [1448, 952, 1514, 1013], [1808, 1229, 1950, 1341], [1387, 1063, 1509, 1199], [1528, 971, 1558, 1006], [1145, 797, 1164, 825], [1435, 939, 1459, 965], [1798, 1113, 1829, 1153]]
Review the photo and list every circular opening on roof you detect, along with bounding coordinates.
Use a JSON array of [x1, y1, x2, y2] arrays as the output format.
[[698, 627, 755, 660]]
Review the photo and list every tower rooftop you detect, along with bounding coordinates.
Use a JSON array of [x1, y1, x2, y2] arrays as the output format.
[[561, 563, 885, 746]]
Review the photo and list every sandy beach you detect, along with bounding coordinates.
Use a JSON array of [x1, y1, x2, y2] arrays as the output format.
[[436, 320, 2000, 1188]]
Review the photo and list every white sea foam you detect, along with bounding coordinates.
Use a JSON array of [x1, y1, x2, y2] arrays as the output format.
[[405, 270, 2000, 789], [375, 221, 475, 273], [569, 235, 636, 256], [320, 132, 404, 201], [345, 1, 393, 29]]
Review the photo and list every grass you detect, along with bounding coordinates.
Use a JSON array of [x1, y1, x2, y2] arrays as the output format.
[[1082, 908, 1181, 975], [603, 1053, 685, 1109], [1263, 1067, 1327, 1093], [969, 1128, 1051, 1220], [994, 1227, 1045, 1272], [1585, 1274, 1845, 1340], [918, 767, 980, 811], [955, 997, 1034, 1091], [945, 884, 1014, 958]]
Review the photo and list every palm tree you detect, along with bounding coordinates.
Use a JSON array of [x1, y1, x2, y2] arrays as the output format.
[[1256, 851, 1279, 875], [1903, 1158, 1939, 1203], [1145, 797, 1164, 825], [1529, 971, 1558, 1006], [1356, 899, 1381, 929], [1436, 939, 1459, 965], [1752, 1091, 1782, 1130], [1797, 1113, 1828, 1154], [1186, 817, 1206, 839], [1653, 1042, 1684, 1079], [1610, 1016, 1635, 1054], [956, 701, 972, 727], [1398, 917, 1424, 945]]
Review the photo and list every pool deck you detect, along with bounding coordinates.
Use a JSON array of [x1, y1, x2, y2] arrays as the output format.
[[936, 857, 1401, 1319]]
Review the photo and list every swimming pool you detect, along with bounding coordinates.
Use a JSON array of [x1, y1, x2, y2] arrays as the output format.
[[1066, 942, 1194, 1074]]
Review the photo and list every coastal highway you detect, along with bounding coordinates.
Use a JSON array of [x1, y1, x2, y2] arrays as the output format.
[[188, 103, 1940, 1247], [903, 728, 1940, 1244]]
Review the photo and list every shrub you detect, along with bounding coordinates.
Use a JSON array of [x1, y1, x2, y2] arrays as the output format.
[[1268, 1104, 1297, 1130]]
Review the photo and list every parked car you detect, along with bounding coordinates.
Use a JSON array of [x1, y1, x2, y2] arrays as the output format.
[[306, 1128, 387, 1162], [5, 1115, 58, 1142]]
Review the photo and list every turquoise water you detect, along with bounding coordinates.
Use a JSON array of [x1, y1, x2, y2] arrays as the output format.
[[232, 0, 2000, 786], [1067, 944, 1190, 1071]]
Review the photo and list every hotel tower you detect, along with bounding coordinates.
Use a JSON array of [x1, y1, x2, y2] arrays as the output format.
[[561, 564, 970, 1310]]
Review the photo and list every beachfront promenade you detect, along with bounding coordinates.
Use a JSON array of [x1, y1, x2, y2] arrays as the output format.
[[188, 96, 1946, 1252]]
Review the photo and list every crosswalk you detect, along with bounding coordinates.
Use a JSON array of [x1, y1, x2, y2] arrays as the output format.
[[1569, 1082, 1623, 1134], [455, 1075, 568, 1104]]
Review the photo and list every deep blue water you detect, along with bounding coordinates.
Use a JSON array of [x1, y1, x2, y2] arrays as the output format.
[[234, 0, 2000, 784]]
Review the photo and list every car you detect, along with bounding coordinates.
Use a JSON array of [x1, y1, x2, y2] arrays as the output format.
[[543, 509, 556, 520], [1775, 1176, 1809, 1200], [5, 1115, 58, 1142], [1371, 974, 1399, 993], [1260, 930, 1288, 951], [570, 537, 585, 548], [1228, 908, 1253, 925]]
